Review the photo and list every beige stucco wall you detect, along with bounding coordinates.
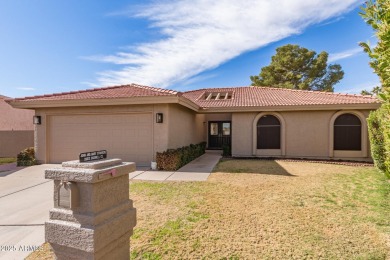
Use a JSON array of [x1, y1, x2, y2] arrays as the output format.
[[33, 103, 374, 163], [0, 97, 34, 131], [34, 104, 170, 163], [231, 112, 254, 155], [204, 113, 232, 121], [168, 104, 205, 149], [285, 110, 334, 157], [232, 110, 373, 161], [36, 103, 205, 164], [0, 130, 34, 157]]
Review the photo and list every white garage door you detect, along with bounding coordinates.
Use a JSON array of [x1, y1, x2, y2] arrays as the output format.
[[47, 113, 153, 166]]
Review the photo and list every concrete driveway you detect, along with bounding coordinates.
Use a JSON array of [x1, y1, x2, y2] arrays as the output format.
[[0, 152, 221, 259], [0, 164, 57, 260]]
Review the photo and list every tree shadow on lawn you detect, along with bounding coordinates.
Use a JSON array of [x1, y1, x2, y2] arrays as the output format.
[[213, 158, 295, 176]]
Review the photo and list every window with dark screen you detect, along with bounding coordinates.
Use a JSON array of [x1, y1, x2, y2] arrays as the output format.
[[334, 113, 361, 150], [257, 115, 281, 149]]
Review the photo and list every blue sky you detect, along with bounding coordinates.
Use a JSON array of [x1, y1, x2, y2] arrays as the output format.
[[0, 0, 379, 98]]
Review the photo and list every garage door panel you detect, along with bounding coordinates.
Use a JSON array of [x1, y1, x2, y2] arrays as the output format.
[[48, 113, 153, 166]]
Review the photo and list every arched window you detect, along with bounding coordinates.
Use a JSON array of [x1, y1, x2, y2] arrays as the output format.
[[257, 115, 281, 149], [334, 113, 361, 151]]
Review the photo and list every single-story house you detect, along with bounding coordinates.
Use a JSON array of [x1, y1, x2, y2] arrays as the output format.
[[7, 84, 381, 166], [0, 95, 34, 157]]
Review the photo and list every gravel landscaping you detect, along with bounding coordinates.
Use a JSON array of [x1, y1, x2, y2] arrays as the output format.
[[28, 159, 390, 259]]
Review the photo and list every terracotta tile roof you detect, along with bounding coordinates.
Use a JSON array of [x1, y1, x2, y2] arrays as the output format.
[[182, 86, 380, 108], [9, 84, 380, 109], [11, 84, 179, 102]]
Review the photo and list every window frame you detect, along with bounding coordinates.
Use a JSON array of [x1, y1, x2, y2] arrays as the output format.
[[329, 111, 368, 158], [256, 115, 281, 149], [252, 112, 286, 156], [333, 113, 362, 151]]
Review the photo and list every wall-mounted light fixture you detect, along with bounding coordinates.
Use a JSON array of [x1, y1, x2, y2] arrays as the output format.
[[156, 113, 163, 123], [33, 116, 41, 125]]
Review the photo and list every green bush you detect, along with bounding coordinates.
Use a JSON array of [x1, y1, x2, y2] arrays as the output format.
[[222, 144, 231, 157], [156, 142, 207, 171], [368, 105, 390, 178], [360, 1, 390, 178], [381, 104, 390, 178], [17, 147, 37, 166]]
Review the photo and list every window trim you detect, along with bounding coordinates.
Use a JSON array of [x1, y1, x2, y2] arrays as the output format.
[[257, 115, 281, 149], [329, 111, 368, 158], [252, 112, 286, 156]]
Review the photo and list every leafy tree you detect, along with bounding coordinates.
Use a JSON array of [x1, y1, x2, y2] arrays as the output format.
[[360, 0, 390, 178], [360, 1, 390, 96], [250, 44, 344, 92], [361, 86, 382, 95]]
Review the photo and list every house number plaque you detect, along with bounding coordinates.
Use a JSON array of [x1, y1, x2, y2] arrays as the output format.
[[79, 150, 107, 163]]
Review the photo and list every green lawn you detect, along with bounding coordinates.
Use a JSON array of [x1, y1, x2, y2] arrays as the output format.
[[130, 160, 389, 259], [0, 157, 16, 165], [28, 160, 390, 259]]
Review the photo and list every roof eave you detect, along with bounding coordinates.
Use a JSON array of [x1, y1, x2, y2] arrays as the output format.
[[7, 95, 380, 112], [7, 96, 181, 109], [199, 103, 381, 113], [178, 97, 200, 111]]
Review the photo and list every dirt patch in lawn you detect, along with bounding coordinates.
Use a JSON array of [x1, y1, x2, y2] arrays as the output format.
[[28, 160, 390, 259]]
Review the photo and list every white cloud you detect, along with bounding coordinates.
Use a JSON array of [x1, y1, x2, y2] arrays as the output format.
[[17, 87, 35, 91], [180, 73, 218, 86], [90, 0, 361, 88], [316, 16, 345, 27], [340, 80, 380, 94], [328, 47, 363, 62], [80, 81, 101, 88]]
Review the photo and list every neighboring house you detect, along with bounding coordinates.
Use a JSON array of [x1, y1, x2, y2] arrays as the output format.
[[0, 95, 34, 157], [7, 84, 381, 166]]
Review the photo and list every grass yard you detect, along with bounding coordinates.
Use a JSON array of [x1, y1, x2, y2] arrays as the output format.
[[0, 157, 16, 165], [28, 159, 390, 259]]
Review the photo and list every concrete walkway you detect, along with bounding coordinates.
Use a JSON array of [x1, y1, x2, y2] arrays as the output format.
[[129, 151, 221, 181], [0, 152, 221, 259], [0, 164, 57, 260], [0, 162, 18, 173]]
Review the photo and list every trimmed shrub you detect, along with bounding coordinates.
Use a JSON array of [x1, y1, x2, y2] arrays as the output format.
[[359, 1, 390, 178], [368, 105, 390, 178], [156, 142, 207, 171], [381, 103, 390, 178], [17, 147, 37, 166], [222, 144, 231, 157], [368, 109, 386, 172]]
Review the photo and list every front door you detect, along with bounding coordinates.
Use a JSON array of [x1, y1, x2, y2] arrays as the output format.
[[208, 121, 231, 149]]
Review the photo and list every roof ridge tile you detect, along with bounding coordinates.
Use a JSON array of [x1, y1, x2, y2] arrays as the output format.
[[131, 83, 179, 95], [251, 86, 379, 99], [9, 84, 381, 107], [12, 84, 130, 101], [185, 85, 377, 99]]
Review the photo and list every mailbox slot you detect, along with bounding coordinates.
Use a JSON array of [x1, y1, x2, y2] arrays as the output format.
[[57, 181, 79, 209]]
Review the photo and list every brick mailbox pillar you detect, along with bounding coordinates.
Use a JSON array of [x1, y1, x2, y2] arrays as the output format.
[[45, 158, 136, 260]]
